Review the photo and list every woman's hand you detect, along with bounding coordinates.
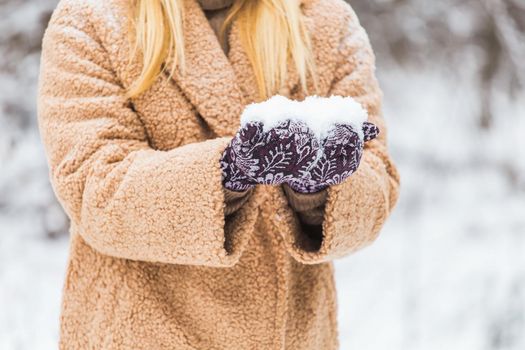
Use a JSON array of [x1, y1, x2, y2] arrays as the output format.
[[220, 120, 321, 191], [221, 119, 379, 193], [286, 122, 380, 193]]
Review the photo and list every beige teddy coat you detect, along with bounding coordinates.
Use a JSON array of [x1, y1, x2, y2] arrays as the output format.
[[37, 0, 400, 348]]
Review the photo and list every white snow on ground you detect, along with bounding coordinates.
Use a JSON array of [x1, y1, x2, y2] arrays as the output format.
[[336, 68, 525, 350], [0, 129, 69, 350], [1, 42, 524, 350]]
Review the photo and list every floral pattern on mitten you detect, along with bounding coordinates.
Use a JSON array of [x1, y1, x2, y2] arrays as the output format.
[[220, 120, 321, 191], [287, 121, 380, 193]]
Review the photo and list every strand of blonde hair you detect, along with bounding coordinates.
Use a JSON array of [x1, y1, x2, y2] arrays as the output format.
[[128, 0, 318, 100]]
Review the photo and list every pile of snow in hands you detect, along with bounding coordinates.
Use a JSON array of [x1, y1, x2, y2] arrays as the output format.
[[240, 94, 369, 140]]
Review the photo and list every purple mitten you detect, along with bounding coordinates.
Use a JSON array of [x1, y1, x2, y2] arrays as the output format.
[[286, 121, 379, 193], [220, 120, 321, 191]]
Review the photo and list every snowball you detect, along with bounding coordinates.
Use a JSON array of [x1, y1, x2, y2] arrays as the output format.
[[240, 94, 369, 140]]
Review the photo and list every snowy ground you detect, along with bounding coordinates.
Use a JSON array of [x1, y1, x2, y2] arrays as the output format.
[[336, 69, 525, 350], [1, 52, 524, 350]]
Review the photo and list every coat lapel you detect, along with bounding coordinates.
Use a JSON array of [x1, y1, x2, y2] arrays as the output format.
[[227, 17, 302, 102], [165, 0, 308, 138], [165, 0, 248, 138]]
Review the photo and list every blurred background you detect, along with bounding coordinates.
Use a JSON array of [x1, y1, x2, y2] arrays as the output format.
[[1, 0, 524, 349]]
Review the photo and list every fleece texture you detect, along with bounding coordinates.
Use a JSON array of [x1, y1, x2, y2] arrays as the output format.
[[37, 0, 400, 349]]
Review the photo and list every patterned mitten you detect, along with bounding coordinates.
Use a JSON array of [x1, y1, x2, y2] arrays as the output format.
[[286, 121, 379, 193], [220, 120, 321, 191]]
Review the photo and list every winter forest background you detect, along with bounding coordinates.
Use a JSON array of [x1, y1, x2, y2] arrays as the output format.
[[1, 0, 524, 349]]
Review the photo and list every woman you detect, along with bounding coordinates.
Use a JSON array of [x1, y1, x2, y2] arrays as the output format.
[[37, 0, 400, 348]]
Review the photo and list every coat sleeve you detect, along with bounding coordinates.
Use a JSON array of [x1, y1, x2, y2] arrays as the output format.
[[37, 1, 258, 267], [279, 4, 400, 264]]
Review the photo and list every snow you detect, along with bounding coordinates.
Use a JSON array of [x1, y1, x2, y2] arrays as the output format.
[[335, 68, 525, 350], [240, 94, 368, 141], [1, 1, 525, 349]]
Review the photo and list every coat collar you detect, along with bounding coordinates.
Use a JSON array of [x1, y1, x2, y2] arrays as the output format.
[[164, 0, 304, 138]]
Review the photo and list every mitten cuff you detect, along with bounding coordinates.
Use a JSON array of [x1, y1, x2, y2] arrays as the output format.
[[223, 187, 254, 216], [282, 184, 328, 212]]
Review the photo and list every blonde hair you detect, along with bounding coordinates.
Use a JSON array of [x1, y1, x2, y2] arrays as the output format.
[[128, 0, 319, 100]]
